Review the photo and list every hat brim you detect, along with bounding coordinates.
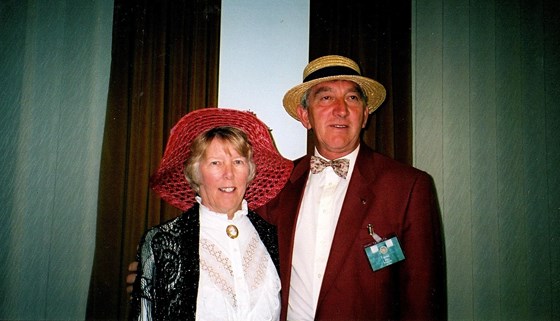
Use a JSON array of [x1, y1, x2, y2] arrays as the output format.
[[282, 75, 386, 120], [150, 108, 293, 211]]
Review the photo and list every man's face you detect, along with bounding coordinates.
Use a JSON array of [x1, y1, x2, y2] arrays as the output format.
[[296, 80, 369, 160]]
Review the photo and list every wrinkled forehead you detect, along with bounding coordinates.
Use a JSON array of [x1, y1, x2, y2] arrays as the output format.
[[308, 79, 363, 95]]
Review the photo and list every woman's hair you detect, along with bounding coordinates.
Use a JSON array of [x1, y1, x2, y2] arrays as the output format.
[[184, 126, 256, 193]]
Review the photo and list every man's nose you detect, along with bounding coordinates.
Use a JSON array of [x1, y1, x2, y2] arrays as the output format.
[[333, 98, 349, 116]]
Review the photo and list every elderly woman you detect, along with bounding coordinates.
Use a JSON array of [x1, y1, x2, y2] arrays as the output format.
[[130, 108, 293, 321]]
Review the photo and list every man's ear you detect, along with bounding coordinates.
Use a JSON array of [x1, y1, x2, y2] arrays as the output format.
[[361, 106, 369, 129], [296, 105, 312, 129]]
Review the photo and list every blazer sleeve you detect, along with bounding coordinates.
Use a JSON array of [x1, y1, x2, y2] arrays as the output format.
[[398, 172, 446, 320]]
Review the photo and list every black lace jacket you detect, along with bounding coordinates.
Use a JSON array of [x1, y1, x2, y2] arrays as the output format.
[[129, 204, 279, 321]]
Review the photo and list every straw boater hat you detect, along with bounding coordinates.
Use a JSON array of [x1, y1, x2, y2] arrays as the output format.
[[150, 108, 293, 211], [282, 55, 387, 120]]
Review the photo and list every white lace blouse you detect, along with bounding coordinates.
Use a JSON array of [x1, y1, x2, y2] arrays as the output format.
[[195, 198, 281, 321]]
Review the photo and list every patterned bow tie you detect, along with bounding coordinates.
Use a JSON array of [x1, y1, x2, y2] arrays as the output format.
[[310, 156, 350, 179]]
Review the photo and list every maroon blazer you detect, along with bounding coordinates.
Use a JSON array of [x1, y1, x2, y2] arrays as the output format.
[[258, 145, 446, 321]]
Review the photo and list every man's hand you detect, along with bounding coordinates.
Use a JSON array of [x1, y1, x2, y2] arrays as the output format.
[[126, 261, 138, 295]]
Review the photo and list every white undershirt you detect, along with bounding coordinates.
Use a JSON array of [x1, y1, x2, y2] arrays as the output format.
[[287, 146, 359, 321], [195, 198, 281, 321]]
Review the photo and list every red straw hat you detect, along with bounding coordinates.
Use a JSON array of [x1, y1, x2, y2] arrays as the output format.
[[150, 108, 293, 211]]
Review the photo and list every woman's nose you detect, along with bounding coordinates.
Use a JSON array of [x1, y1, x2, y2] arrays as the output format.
[[223, 163, 233, 179]]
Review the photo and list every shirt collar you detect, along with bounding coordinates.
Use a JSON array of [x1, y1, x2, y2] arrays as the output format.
[[313, 145, 359, 164], [196, 196, 248, 221]]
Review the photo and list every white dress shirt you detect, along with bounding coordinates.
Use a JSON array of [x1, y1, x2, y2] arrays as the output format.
[[287, 146, 359, 321], [195, 198, 281, 321]]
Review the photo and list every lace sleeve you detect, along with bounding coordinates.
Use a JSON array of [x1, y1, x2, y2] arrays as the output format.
[[130, 228, 158, 321], [130, 211, 199, 321]]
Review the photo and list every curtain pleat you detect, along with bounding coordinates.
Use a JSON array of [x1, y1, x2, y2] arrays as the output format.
[[86, 0, 221, 319], [309, 0, 412, 164]]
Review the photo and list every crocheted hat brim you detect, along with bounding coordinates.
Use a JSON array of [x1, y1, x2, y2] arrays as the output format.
[[150, 108, 293, 211]]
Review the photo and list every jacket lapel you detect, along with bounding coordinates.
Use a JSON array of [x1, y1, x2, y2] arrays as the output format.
[[316, 146, 377, 306], [279, 154, 310, 254], [277, 155, 311, 316]]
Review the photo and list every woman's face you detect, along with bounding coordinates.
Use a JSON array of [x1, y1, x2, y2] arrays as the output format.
[[197, 138, 250, 219]]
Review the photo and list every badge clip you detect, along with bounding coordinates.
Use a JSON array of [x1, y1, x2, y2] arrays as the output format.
[[367, 224, 383, 243]]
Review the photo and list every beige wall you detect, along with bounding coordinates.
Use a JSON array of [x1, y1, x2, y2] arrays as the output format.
[[413, 0, 559, 319]]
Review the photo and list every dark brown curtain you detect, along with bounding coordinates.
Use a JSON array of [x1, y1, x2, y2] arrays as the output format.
[[86, 0, 221, 319], [309, 0, 412, 164]]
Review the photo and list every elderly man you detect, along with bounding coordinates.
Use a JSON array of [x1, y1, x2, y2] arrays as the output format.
[[258, 55, 446, 321]]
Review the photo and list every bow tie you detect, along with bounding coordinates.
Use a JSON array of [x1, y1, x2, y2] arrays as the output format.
[[310, 156, 350, 179]]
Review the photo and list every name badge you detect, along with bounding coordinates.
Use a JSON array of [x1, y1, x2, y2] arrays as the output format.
[[363, 225, 405, 271]]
